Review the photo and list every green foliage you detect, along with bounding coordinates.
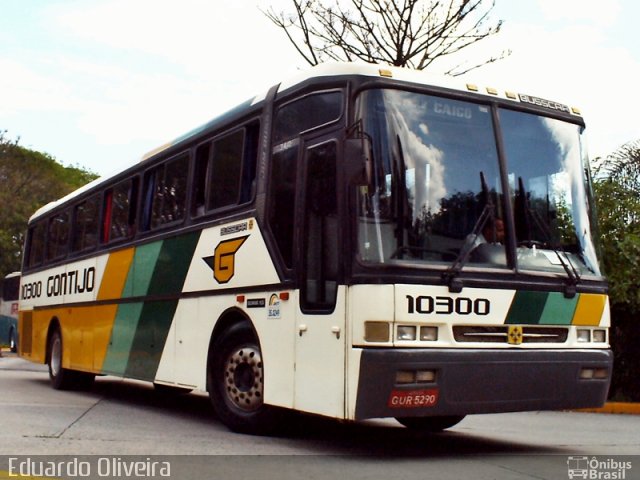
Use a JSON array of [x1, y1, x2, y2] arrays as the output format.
[[594, 140, 640, 309], [593, 140, 640, 401], [0, 131, 98, 279]]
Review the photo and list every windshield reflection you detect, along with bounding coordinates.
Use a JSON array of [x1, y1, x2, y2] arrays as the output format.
[[353, 89, 601, 277], [500, 110, 600, 275]]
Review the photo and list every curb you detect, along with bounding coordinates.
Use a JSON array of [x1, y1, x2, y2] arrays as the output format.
[[576, 402, 640, 415]]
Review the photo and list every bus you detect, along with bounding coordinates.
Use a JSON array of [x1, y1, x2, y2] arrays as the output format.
[[1, 272, 20, 353], [18, 63, 612, 434]]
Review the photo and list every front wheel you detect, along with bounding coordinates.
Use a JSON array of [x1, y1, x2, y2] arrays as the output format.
[[208, 323, 280, 434], [396, 415, 466, 432]]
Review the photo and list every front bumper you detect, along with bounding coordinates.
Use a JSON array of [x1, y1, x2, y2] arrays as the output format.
[[354, 348, 613, 420]]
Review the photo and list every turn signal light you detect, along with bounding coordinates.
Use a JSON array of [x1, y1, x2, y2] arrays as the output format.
[[579, 368, 608, 380], [365, 322, 390, 342]]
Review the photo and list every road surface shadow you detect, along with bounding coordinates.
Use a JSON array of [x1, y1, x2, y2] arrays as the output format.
[[30, 375, 569, 457]]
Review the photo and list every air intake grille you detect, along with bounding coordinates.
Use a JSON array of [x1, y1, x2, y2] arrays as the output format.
[[453, 325, 568, 344]]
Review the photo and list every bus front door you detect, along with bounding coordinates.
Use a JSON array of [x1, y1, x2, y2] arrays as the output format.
[[294, 137, 346, 418]]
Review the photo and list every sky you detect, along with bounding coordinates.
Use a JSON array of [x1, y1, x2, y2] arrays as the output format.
[[1, 0, 639, 177]]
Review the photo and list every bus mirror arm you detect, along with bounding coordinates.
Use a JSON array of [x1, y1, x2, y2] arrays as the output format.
[[344, 137, 373, 187]]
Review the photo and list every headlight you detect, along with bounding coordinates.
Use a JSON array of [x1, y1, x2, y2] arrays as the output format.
[[593, 329, 607, 343], [397, 325, 417, 341], [420, 326, 438, 341], [577, 329, 591, 343]]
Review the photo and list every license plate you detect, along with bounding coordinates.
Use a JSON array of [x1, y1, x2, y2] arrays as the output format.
[[388, 389, 439, 409]]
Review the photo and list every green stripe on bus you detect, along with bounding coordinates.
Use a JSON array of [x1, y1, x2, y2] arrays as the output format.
[[102, 302, 144, 375], [505, 291, 549, 324], [124, 300, 178, 381], [123, 231, 201, 381], [122, 241, 164, 298], [538, 292, 579, 325], [146, 232, 200, 297]]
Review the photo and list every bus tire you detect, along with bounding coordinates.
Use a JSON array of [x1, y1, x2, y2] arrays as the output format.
[[9, 328, 17, 353], [47, 328, 95, 390], [208, 323, 279, 435], [395, 415, 466, 432]]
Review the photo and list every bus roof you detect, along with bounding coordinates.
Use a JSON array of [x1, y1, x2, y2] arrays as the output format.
[[29, 62, 581, 222]]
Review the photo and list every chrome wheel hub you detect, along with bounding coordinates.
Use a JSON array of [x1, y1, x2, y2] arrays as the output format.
[[223, 346, 264, 412], [50, 336, 62, 377]]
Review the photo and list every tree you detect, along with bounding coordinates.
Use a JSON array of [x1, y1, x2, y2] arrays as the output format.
[[0, 131, 98, 278], [593, 140, 640, 401], [593, 140, 640, 310], [264, 0, 508, 75]]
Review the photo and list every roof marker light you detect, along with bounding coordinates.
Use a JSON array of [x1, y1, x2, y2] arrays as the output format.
[[486, 87, 498, 95], [466, 83, 479, 92], [379, 68, 393, 78], [506, 91, 517, 100]]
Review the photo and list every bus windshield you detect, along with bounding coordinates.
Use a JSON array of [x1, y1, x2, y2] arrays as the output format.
[[354, 88, 601, 276]]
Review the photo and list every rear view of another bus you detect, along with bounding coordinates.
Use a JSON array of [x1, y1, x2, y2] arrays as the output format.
[[0, 272, 20, 353]]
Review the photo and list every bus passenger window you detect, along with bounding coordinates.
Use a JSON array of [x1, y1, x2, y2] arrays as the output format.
[[72, 195, 99, 252], [267, 141, 298, 268], [26, 222, 46, 268], [145, 153, 188, 230], [46, 211, 71, 261], [209, 130, 244, 210], [191, 121, 259, 218], [192, 142, 210, 217], [103, 178, 139, 243]]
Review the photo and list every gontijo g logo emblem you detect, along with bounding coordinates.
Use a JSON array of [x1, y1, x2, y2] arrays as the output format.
[[203, 236, 248, 284]]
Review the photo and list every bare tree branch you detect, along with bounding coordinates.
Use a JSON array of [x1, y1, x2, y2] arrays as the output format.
[[263, 0, 508, 75]]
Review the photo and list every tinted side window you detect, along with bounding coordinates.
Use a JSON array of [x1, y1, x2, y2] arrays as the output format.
[[191, 121, 259, 217], [209, 130, 244, 210], [103, 178, 139, 243], [144, 153, 188, 230], [2, 275, 19, 301], [72, 194, 99, 252], [192, 143, 210, 216], [274, 91, 343, 144], [267, 142, 298, 268], [26, 223, 46, 269], [46, 211, 70, 261]]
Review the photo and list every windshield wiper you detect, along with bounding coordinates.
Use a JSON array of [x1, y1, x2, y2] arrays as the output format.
[[442, 172, 495, 293], [516, 177, 581, 297]]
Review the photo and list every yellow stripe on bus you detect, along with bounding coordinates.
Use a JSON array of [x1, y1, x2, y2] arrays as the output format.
[[572, 293, 607, 326], [33, 305, 118, 372], [97, 248, 135, 301]]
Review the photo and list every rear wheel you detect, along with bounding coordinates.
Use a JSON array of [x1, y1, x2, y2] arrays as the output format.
[[395, 415, 466, 432], [47, 328, 94, 390], [208, 323, 279, 434], [9, 328, 17, 353]]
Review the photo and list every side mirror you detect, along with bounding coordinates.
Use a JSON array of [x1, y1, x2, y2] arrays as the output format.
[[344, 137, 372, 187]]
